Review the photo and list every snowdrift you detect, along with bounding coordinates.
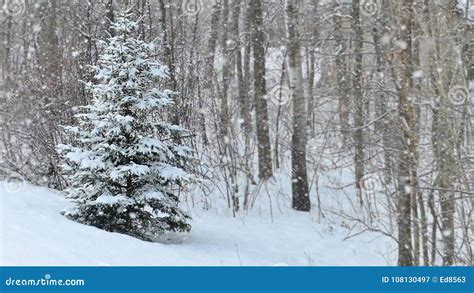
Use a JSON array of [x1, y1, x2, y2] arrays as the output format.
[[0, 182, 392, 266]]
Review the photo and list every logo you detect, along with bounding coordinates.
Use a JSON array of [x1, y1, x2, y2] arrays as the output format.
[[182, 0, 203, 16], [267, 85, 292, 106], [360, 0, 380, 17], [448, 85, 469, 106], [359, 173, 383, 195], [4, 173, 26, 193], [2, 0, 25, 17]]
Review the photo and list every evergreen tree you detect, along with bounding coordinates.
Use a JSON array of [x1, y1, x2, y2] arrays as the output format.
[[58, 12, 193, 241]]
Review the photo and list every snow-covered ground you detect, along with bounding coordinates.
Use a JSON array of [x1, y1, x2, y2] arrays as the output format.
[[0, 181, 394, 266]]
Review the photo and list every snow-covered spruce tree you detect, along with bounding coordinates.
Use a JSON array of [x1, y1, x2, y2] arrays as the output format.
[[57, 13, 193, 241]]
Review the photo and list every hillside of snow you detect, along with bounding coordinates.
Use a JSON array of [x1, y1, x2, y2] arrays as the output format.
[[0, 181, 394, 266]]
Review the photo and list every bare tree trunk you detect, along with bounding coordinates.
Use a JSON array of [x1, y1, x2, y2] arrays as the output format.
[[287, 0, 310, 212], [105, 0, 115, 36], [231, 1, 252, 138], [333, 0, 350, 143], [274, 59, 286, 170], [199, 0, 222, 145], [231, 0, 254, 205], [306, 0, 319, 135], [36, 0, 64, 187], [351, 0, 365, 206], [3, 15, 13, 89], [219, 0, 239, 215], [250, 0, 273, 180], [219, 0, 231, 141], [157, 0, 177, 114], [372, 0, 393, 184], [427, 0, 460, 266], [394, 0, 416, 266]]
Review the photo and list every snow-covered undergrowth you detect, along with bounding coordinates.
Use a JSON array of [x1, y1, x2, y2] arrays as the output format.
[[0, 179, 395, 266]]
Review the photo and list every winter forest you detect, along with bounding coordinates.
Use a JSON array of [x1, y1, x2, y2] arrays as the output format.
[[0, 0, 473, 267]]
